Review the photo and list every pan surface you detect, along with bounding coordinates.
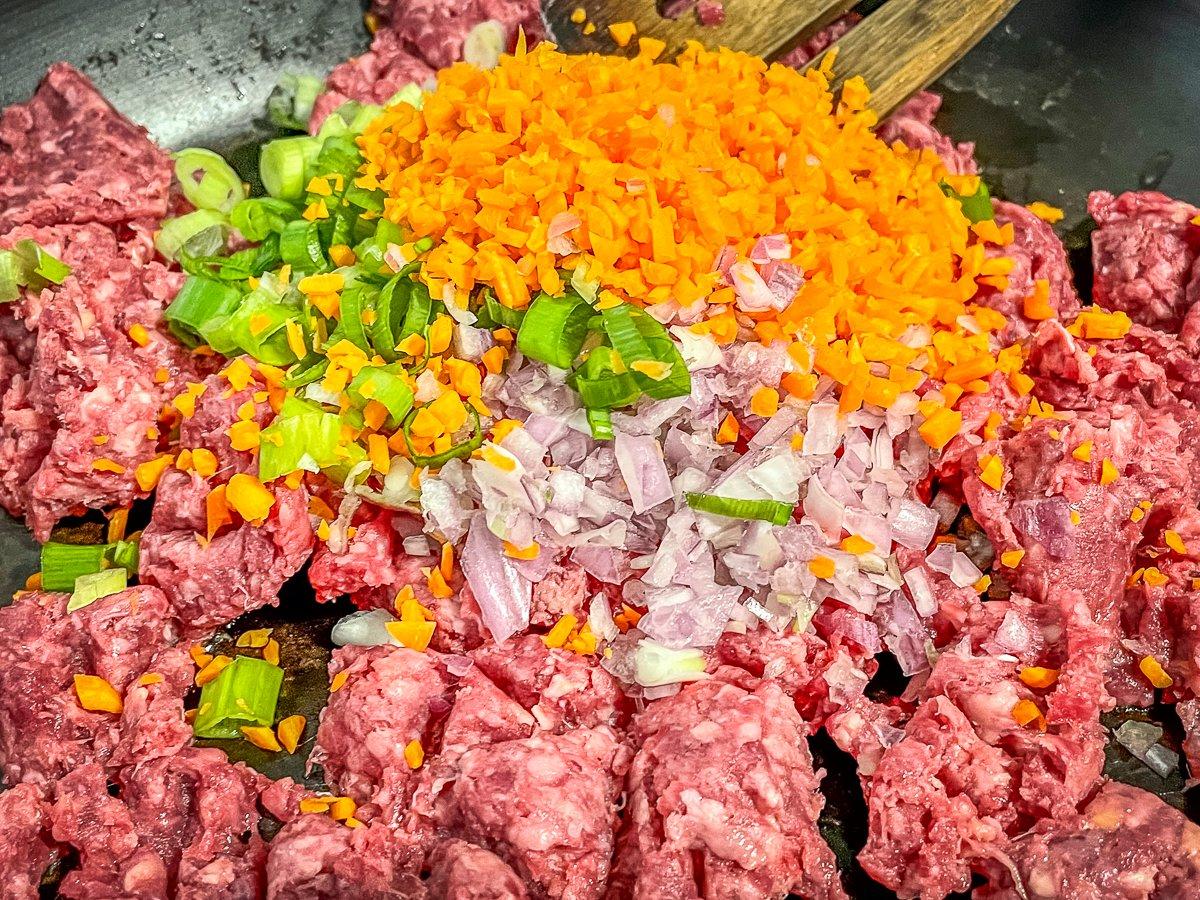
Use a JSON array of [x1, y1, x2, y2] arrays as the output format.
[[2, 0, 1199, 893]]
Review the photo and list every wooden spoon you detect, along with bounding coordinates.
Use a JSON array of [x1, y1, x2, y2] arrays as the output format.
[[545, 0, 1021, 117]]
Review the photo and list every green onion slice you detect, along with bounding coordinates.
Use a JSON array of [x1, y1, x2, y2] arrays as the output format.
[[260, 135, 320, 200], [398, 281, 433, 343], [155, 210, 229, 262], [282, 353, 331, 388], [67, 568, 128, 613], [338, 285, 375, 351], [684, 492, 795, 526], [586, 408, 614, 441], [369, 275, 410, 361], [940, 179, 994, 223], [192, 655, 284, 739], [481, 287, 526, 329], [164, 276, 243, 348], [401, 406, 483, 469], [231, 198, 300, 242], [40, 542, 110, 592], [258, 400, 343, 481], [267, 73, 325, 132], [0, 251, 20, 302], [517, 291, 592, 369], [348, 365, 414, 426], [13, 240, 72, 286], [279, 219, 326, 272], [174, 148, 246, 214]]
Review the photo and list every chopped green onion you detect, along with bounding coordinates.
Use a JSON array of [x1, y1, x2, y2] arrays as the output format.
[[586, 408, 614, 441], [231, 198, 300, 242], [398, 281, 433, 342], [267, 73, 325, 132], [279, 219, 326, 272], [155, 210, 228, 261], [338, 285, 375, 350], [401, 407, 483, 468], [164, 277, 243, 347], [570, 346, 641, 408], [173, 148, 246, 213], [67, 568, 128, 613], [627, 307, 692, 400], [201, 286, 302, 366], [258, 399, 344, 481], [348, 365, 414, 426], [192, 655, 283, 739], [13, 240, 71, 286], [480, 287, 526, 330], [108, 538, 140, 574], [260, 135, 319, 200], [388, 83, 425, 109], [40, 542, 110, 592], [684, 492, 795, 526], [0, 251, 19, 302], [347, 103, 385, 132], [369, 275, 410, 361], [517, 291, 592, 369], [940, 179, 994, 223], [282, 353, 330, 388], [635, 639, 709, 687], [315, 135, 363, 182]]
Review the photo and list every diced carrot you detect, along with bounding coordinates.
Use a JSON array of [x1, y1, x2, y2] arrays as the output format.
[[386, 620, 436, 651], [330, 670, 350, 693], [839, 535, 875, 555], [543, 614, 578, 649], [1018, 666, 1059, 689], [808, 556, 836, 580], [73, 674, 123, 714], [404, 739, 425, 769], [241, 726, 282, 752], [1011, 699, 1045, 731], [1139, 655, 1173, 688], [263, 639, 281, 667], [277, 715, 306, 754], [236, 628, 272, 649], [195, 655, 233, 687]]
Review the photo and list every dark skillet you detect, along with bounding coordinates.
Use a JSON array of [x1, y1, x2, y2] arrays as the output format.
[[2, 0, 1199, 895]]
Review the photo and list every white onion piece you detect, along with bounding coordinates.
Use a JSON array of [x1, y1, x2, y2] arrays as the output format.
[[332, 609, 396, 647], [635, 639, 709, 687], [463, 19, 506, 69], [889, 498, 938, 551], [460, 514, 531, 643], [903, 566, 937, 617], [588, 592, 620, 643], [614, 432, 673, 514], [804, 402, 841, 455]]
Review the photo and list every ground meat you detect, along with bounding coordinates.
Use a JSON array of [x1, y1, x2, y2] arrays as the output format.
[[0, 586, 178, 789], [778, 12, 859, 68], [1088, 190, 1200, 334], [0, 223, 199, 539], [308, 506, 487, 652], [612, 679, 845, 900], [470, 634, 624, 732], [50, 749, 269, 899], [106, 644, 195, 769], [426, 839, 529, 900], [433, 727, 629, 900], [0, 64, 171, 232], [265, 814, 424, 899], [313, 30, 437, 129], [1179, 699, 1200, 780], [178, 365, 276, 475], [139, 469, 314, 639], [528, 560, 590, 627], [0, 783, 53, 900], [976, 782, 1200, 899], [710, 626, 873, 730], [312, 645, 453, 821], [972, 200, 1081, 343], [875, 91, 978, 176]]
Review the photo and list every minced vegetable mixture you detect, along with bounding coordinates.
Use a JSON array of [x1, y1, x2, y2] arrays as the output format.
[[1, 2, 1199, 899]]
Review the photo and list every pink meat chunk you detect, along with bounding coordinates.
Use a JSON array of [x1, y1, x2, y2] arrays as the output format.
[[612, 679, 846, 900], [50, 749, 269, 899], [470, 633, 624, 732], [313, 645, 453, 819], [265, 814, 424, 899], [178, 365, 277, 475], [0, 586, 180, 790], [1088, 190, 1200, 333], [1179, 699, 1200, 780], [711, 625, 875, 731], [308, 506, 488, 652], [778, 12, 859, 68], [976, 782, 1200, 899], [875, 90, 978, 176], [433, 726, 629, 900], [0, 222, 200, 539], [528, 560, 590, 627], [139, 469, 313, 639], [0, 783, 53, 900], [426, 839, 530, 900], [0, 64, 171, 231], [1027, 318, 1200, 411], [315, 30, 437, 128], [972, 200, 1081, 342]]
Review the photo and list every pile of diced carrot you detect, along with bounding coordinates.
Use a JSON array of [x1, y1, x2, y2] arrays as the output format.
[[357, 40, 1019, 433]]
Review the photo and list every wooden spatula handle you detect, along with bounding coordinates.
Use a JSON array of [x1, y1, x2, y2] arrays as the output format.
[[545, 0, 858, 60], [815, 0, 1022, 117]]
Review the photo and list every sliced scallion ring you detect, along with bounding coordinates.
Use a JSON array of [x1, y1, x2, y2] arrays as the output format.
[[517, 290, 592, 369], [174, 147, 246, 213], [684, 492, 795, 526]]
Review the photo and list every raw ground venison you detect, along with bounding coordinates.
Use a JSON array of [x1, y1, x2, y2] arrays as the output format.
[[976, 782, 1200, 899], [425, 839, 530, 900], [1088, 190, 1200, 335], [178, 365, 279, 475], [972, 199, 1081, 343], [469, 633, 625, 732], [265, 814, 425, 899], [0, 782, 53, 900], [0, 222, 201, 539], [308, 506, 488, 652], [875, 91, 978, 176], [312, 644, 453, 820], [612, 678, 845, 900], [0, 64, 171, 231], [139, 469, 314, 639], [50, 749, 269, 900], [431, 726, 629, 900], [0, 586, 183, 790]]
